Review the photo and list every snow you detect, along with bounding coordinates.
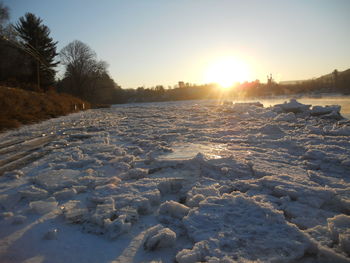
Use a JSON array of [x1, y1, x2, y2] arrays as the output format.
[[143, 226, 176, 251], [19, 185, 49, 201], [328, 215, 350, 244], [274, 112, 296, 122], [53, 188, 77, 200], [11, 215, 26, 225], [29, 197, 58, 214], [43, 228, 58, 240], [0, 99, 350, 262], [181, 193, 315, 262], [159, 200, 190, 219]]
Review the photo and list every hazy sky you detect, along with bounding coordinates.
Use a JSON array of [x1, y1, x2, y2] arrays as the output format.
[[4, 0, 350, 88]]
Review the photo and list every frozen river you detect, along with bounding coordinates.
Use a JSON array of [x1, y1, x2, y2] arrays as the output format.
[[231, 94, 350, 119], [0, 99, 350, 262]]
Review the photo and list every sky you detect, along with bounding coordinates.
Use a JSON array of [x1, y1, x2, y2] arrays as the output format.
[[3, 0, 350, 88]]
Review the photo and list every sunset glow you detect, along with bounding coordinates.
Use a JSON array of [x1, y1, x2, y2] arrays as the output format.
[[203, 57, 252, 88]]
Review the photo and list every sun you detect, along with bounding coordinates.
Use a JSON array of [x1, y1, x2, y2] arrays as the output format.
[[203, 56, 251, 88]]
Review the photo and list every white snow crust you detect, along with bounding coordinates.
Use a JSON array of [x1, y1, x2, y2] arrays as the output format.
[[0, 99, 350, 262]]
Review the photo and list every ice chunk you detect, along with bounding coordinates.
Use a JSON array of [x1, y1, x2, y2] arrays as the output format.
[[62, 200, 88, 224], [176, 241, 207, 263], [159, 200, 190, 219], [32, 169, 81, 191], [327, 214, 350, 243], [94, 183, 118, 192], [19, 186, 48, 201], [0, 193, 21, 210], [142, 189, 161, 205], [117, 206, 139, 224], [144, 227, 176, 251], [339, 230, 350, 256], [53, 188, 77, 200], [157, 179, 183, 195], [73, 185, 88, 193], [109, 158, 131, 169], [303, 149, 327, 160], [127, 145, 144, 155], [275, 99, 310, 113], [282, 201, 334, 229], [325, 125, 350, 136], [103, 215, 131, 239], [182, 194, 314, 261], [259, 109, 278, 119], [189, 185, 220, 198], [274, 112, 296, 122], [311, 105, 341, 116], [186, 185, 220, 207], [259, 123, 285, 135], [186, 194, 205, 207], [90, 202, 116, 226], [121, 168, 148, 180], [29, 197, 58, 214], [231, 102, 263, 113], [306, 124, 323, 135], [132, 197, 152, 215], [4, 170, 24, 179], [321, 110, 343, 120]]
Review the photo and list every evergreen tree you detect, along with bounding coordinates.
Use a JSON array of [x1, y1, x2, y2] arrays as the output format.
[[14, 13, 58, 90]]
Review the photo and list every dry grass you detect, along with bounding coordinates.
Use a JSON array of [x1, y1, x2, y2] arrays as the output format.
[[0, 86, 90, 132]]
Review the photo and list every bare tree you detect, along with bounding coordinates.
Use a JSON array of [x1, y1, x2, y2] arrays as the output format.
[[60, 40, 116, 102], [60, 40, 97, 97], [60, 40, 95, 71], [0, 2, 9, 31], [0, 2, 15, 40]]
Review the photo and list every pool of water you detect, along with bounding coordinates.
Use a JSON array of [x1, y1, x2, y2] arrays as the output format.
[[158, 143, 228, 161]]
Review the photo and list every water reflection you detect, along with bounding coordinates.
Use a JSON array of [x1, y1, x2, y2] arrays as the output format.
[[159, 143, 227, 161]]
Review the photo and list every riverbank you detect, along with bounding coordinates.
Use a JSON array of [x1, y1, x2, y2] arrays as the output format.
[[0, 86, 90, 132]]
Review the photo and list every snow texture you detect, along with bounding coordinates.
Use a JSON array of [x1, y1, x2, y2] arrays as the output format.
[[144, 226, 176, 251], [0, 99, 350, 262]]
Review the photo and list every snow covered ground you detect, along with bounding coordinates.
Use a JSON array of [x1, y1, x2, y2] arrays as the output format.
[[0, 99, 350, 263]]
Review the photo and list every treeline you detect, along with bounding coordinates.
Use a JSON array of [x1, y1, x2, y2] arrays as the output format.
[[122, 84, 225, 102], [237, 69, 350, 98], [0, 2, 120, 105]]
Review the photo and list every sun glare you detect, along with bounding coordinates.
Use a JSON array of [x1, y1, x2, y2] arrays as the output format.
[[204, 57, 251, 88]]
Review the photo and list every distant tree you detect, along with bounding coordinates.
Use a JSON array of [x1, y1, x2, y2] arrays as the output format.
[[332, 69, 338, 90], [14, 13, 58, 90], [0, 2, 15, 40], [60, 40, 120, 103], [60, 40, 96, 73], [60, 40, 99, 98], [155, 85, 165, 92], [0, 2, 9, 33]]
